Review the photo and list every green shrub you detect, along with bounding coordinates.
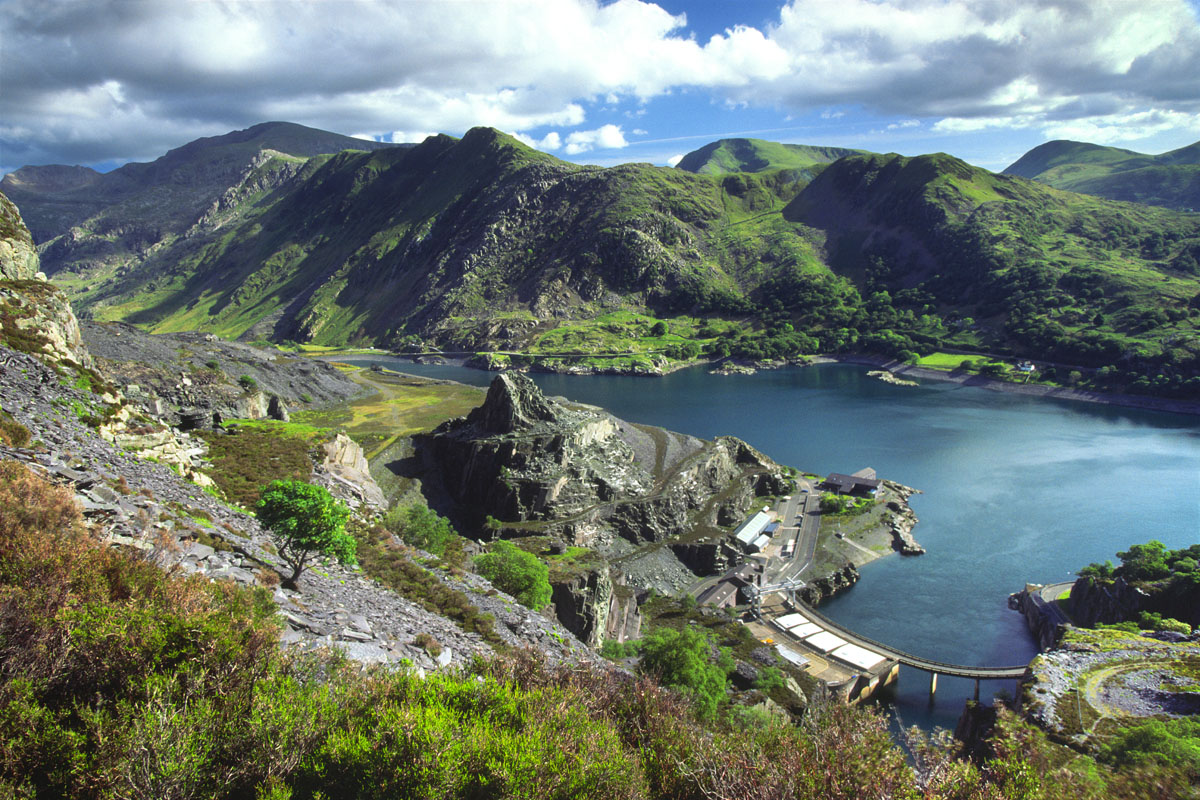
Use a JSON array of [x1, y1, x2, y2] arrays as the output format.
[[1137, 612, 1192, 634], [474, 540, 552, 610], [238, 374, 258, 392], [383, 503, 458, 557], [755, 666, 786, 694], [600, 639, 641, 660], [1099, 718, 1200, 778]]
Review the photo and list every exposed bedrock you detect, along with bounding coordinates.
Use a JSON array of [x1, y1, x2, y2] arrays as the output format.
[[550, 567, 641, 648], [419, 372, 787, 545]]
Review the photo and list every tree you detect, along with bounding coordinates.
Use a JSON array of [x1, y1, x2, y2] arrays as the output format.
[[256, 479, 354, 586], [639, 626, 731, 720], [1117, 540, 1171, 582], [1078, 560, 1115, 580], [650, 320, 668, 337], [474, 540, 551, 609]]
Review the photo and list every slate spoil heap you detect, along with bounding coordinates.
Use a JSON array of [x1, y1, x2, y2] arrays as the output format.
[[0, 346, 587, 672]]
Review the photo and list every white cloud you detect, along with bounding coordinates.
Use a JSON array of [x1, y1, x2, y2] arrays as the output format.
[[369, 131, 437, 145], [1040, 110, 1200, 146], [2, 0, 1197, 169], [563, 124, 629, 155], [513, 131, 563, 151], [666, 153, 685, 167], [742, 0, 1200, 126], [886, 119, 921, 130], [934, 108, 1200, 148]]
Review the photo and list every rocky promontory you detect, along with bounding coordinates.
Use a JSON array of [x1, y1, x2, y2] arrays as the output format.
[[419, 372, 788, 547]]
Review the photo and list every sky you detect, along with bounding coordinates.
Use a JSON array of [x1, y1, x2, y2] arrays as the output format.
[[2, 0, 1199, 178]]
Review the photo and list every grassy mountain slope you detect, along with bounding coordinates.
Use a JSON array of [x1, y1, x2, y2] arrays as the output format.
[[674, 137, 865, 176], [0, 121, 403, 270], [11, 124, 1200, 397], [77, 128, 821, 349], [1004, 139, 1200, 210], [784, 152, 1200, 393]]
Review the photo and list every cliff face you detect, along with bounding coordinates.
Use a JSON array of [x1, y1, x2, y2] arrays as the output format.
[[0, 191, 93, 370], [1008, 585, 1068, 651], [1068, 574, 1200, 628], [550, 565, 642, 648], [0, 192, 41, 281], [423, 373, 651, 532]]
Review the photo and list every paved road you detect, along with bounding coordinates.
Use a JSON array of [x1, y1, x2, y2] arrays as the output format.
[[767, 481, 819, 584]]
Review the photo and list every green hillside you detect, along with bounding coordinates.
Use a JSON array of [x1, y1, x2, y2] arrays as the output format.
[[674, 138, 864, 176], [9, 124, 1200, 399], [783, 151, 1200, 394], [1004, 139, 1200, 210], [72, 128, 817, 347]]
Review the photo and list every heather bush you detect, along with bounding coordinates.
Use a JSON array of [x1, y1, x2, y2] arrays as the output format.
[[2, 459, 1192, 800]]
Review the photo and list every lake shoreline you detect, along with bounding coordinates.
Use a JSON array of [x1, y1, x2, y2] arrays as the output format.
[[330, 350, 1200, 418], [819, 355, 1200, 418]]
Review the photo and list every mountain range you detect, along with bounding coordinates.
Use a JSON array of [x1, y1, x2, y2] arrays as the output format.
[[2, 122, 1198, 397]]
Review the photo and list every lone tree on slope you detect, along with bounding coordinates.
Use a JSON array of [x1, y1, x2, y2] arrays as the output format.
[[256, 479, 354, 587]]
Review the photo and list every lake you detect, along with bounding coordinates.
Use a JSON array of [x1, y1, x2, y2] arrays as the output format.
[[341, 357, 1200, 729]]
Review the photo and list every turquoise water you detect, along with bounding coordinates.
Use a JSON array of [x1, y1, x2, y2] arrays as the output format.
[[343, 358, 1200, 728]]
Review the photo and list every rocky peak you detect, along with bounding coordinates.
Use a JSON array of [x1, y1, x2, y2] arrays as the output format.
[[467, 373, 561, 434]]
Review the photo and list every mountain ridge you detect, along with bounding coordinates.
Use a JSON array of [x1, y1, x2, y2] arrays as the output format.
[[5, 123, 1199, 399], [674, 137, 866, 176], [1003, 138, 1200, 210]]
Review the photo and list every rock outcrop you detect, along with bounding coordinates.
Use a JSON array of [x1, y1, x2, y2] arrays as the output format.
[[798, 563, 860, 606], [551, 566, 644, 648], [421, 372, 787, 546], [1067, 573, 1200, 629], [884, 481, 925, 555], [316, 432, 387, 511], [1008, 584, 1069, 651], [0, 192, 93, 370], [0, 192, 41, 281]]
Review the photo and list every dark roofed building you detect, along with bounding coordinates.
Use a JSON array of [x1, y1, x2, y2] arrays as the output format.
[[821, 472, 881, 497], [697, 581, 739, 609]]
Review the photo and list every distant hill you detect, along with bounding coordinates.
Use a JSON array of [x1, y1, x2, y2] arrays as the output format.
[[674, 138, 865, 176], [1003, 139, 1200, 211], [0, 121, 404, 242]]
